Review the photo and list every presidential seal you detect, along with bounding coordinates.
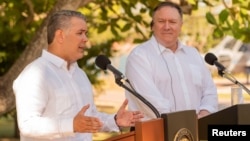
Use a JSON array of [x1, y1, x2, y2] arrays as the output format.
[[173, 128, 194, 141]]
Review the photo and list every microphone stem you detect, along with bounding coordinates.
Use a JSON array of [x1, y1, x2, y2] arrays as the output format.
[[222, 72, 250, 95], [114, 77, 161, 118]]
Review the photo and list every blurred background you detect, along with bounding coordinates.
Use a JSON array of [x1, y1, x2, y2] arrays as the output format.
[[1, 0, 250, 140]]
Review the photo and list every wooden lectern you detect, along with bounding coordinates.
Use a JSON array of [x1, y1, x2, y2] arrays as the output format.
[[161, 110, 198, 141], [198, 103, 250, 140], [105, 110, 198, 141], [104, 118, 164, 141]]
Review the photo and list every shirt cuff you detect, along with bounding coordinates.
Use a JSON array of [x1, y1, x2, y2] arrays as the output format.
[[103, 114, 120, 132], [59, 118, 75, 136]]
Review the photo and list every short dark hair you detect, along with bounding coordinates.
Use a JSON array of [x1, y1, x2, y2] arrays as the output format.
[[150, 1, 183, 28], [47, 10, 86, 44]]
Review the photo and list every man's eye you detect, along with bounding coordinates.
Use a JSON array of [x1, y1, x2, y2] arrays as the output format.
[[170, 21, 177, 23]]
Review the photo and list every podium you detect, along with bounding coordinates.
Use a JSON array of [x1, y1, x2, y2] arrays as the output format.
[[198, 103, 250, 140], [105, 110, 198, 141]]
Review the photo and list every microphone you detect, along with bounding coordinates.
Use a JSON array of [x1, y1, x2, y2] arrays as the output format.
[[204, 52, 250, 95], [95, 55, 126, 80], [204, 52, 226, 72], [95, 55, 161, 118]]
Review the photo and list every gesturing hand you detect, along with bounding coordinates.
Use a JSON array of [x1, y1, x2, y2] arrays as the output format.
[[73, 104, 103, 133], [115, 99, 144, 127]]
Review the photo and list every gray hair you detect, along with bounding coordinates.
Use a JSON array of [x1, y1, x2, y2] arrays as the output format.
[[150, 1, 183, 28], [47, 10, 86, 44]]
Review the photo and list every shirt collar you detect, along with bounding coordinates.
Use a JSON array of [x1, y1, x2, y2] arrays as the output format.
[[42, 49, 78, 71], [150, 36, 187, 55]]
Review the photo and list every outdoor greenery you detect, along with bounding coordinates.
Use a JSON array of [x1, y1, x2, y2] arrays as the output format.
[[0, 0, 250, 140], [206, 0, 250, 42], [1, 0, 250, 78]]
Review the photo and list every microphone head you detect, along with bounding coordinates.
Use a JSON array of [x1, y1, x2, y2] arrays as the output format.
[[204, 53, 218, 65], [95, 55, 111, 70]]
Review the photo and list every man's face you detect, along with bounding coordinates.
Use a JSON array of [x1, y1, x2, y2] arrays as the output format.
[[151, 6, 182, 47], [61, 17, 88, 63]]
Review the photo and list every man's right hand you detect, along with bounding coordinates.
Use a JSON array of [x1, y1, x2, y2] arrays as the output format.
[[73, 104, 103, 133]]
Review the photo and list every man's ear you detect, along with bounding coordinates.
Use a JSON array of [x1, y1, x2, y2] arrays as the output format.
[[55, 29, 64, 43]]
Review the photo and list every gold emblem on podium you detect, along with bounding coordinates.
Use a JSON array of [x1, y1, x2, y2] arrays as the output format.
[[174, 128, 194, 141]]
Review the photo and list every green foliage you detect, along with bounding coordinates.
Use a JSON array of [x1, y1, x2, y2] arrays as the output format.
[[205, 0, 250, 43], [2, 0, 250, 84], [0, 0, 55, 75], [80, 0, 155, 45], [219, 9, 229, 23], [206, 12, 217, 25], [77, 0, 160, 84]]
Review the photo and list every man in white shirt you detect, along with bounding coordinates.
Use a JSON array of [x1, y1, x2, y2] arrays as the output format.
[[125, 1, 218, 121], [13, 10, 143, 141]]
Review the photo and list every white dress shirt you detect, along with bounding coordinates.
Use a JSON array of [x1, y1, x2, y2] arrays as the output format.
[[13, 50, 119, 141], [125, 36, 218, 120]]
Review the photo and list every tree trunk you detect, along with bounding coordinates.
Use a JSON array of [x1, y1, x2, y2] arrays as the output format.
[[0, 0, 92, 116]]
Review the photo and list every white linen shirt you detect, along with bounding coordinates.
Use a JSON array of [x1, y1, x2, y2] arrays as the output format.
[[13, 50, 119, 141], [125, 36, 218, 120]]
